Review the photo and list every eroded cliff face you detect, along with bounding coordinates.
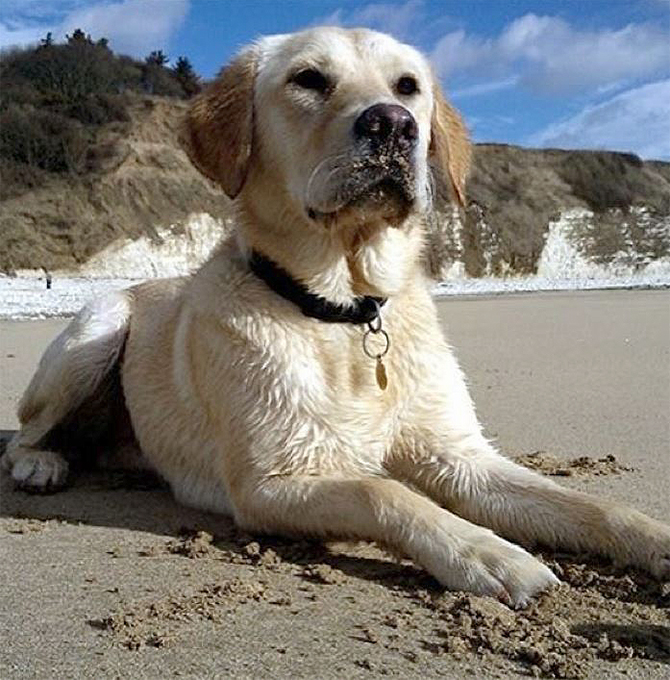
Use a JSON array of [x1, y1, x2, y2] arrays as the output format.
[[428, 204, 670, 282], [0, 96, 233, 274], [1, 97, 669, 280], [428, 145, 670, 280]]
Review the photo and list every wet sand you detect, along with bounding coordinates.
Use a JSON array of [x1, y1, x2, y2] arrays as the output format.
[[1, 289, 669, 679]]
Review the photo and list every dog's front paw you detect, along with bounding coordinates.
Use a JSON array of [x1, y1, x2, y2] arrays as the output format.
[[422, 528, 559, 608], [615, 512, 670, 580], [652, 551, 670, 581], [3, 446, 68, 491], [467, 533, 560, 608]]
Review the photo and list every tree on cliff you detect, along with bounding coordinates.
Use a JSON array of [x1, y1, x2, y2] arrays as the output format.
[[172, 56, 201, 97]]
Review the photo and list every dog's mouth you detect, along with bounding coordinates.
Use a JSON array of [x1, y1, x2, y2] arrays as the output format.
[[351, 176, 413, 207], [306, 154, 417, 223]]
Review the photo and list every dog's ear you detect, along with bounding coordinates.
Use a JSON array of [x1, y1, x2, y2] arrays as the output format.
[[181, 48, 257, 198], [429, 78, 471, 208]]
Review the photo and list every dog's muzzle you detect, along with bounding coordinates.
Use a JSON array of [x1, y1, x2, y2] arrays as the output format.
[[351, 104, 419, 206], [306, 104, 420, 221]]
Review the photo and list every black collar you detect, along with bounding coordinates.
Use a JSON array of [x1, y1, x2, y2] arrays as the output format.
[[249, 250, 386, 324]]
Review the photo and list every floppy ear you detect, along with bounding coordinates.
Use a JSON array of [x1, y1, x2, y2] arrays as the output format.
[[181, 48, 257, 198], [429, 79, 471, 208]]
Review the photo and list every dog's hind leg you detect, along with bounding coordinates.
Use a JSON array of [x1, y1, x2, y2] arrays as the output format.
[[2, 290, 132, 491]]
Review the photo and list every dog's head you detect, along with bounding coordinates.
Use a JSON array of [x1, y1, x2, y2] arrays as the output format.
[[183, 27, 469, 232]]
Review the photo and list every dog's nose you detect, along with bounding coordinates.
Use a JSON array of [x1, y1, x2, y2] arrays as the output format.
[[354, 104, 418, 148]]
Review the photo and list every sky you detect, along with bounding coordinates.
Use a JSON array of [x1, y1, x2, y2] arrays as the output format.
[[1, 0, 669, 159]]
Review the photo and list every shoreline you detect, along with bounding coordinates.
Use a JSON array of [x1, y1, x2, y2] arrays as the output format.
[[1, 273, 669, 320]]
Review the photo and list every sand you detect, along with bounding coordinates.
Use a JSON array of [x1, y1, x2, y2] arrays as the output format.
[[1, 289, 669, 679]]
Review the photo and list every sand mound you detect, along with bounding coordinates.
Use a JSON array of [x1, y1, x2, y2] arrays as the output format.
[[514, 452, 635, 477]]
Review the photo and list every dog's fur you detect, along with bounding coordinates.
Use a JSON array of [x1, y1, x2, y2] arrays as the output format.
[[4, 28, 669, 607]]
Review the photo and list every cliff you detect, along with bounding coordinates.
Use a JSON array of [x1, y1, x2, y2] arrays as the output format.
[[1, 95, 669, 279]]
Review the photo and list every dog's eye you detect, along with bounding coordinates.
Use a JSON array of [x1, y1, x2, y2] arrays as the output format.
[[396, 76, 419, 96], [289, 68, 331, 94]]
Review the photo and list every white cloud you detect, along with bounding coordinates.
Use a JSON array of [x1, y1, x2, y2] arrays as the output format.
[[432, 14, 670, 96], [0, 22, 45, 49], [318, 0, 425, 41], [63, 0, 188, 55], [1, 1, 89, 24], [0, 0, 189, 56], [0, 2, 87, 49], [527, 79, 670, 160], [450, 76, 518, 99]]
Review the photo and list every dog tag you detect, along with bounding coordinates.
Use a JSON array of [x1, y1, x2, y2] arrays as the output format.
[[375, 356, 388, 390]]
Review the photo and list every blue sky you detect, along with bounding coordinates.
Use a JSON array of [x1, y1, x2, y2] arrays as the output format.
[[2, 0, 669, 159]]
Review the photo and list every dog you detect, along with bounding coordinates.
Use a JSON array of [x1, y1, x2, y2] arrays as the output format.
[[4, 27, 669, 607]]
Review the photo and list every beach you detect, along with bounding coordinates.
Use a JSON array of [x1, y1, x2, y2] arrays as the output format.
[[1, 289, 669, 679]]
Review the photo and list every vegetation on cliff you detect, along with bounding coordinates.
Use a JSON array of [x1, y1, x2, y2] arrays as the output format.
[[1, 34, 668, 276]]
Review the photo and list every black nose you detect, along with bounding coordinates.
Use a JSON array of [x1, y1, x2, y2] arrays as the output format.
[[354, 104, 418, 148]]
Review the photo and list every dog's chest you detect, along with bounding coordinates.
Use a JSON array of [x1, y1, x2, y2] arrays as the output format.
[[231, 320, 409, 476]]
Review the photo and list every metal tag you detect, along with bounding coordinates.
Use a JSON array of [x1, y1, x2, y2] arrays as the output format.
[[375, 357, 388, 390]]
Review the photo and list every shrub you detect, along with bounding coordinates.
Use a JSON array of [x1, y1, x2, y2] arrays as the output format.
[[557, 151, 645, 212], [65, 93, 130, 125], [0, 106, 88, 173], [0, 31, 201, 177]]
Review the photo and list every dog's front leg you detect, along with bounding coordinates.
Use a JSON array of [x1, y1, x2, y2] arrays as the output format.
[[230, 475, 557, 606], [389, 430, 670, 580]]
